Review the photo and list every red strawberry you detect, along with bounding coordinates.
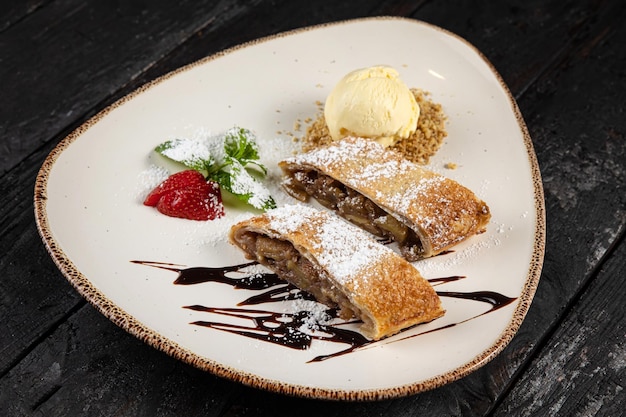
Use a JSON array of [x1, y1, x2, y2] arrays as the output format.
[[144, 170, 225, 220], [143, 170, 207, 207], [156, 180, 224, 220]]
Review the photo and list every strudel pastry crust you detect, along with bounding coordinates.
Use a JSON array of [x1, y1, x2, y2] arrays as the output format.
[[279, 137, 491, 260], [229, 204, 444, 341]]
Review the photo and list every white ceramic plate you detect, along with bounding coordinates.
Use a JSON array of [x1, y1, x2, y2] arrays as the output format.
[[34, 17, 545, 400]]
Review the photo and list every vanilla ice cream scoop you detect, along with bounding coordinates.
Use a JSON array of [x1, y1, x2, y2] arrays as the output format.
[[324, 66, 420, 147]]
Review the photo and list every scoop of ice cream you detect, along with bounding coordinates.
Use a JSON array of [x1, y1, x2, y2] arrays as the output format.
[[324, 66, 420, 147]]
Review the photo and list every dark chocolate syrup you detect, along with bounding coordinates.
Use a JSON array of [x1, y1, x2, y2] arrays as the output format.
[[429, 275, 465, 285], [436, 290, 516, 315], [183, 305, 369, 362], [132, 260, 518, 362], [130, 260, 314, 306], [130, 260, 279, 288], [388, 290, 517, 345]]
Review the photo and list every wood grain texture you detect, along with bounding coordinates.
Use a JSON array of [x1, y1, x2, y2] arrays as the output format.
[[0, 305, 236, 416], [414, 0, 621, 98], [493, 234, 626, 416], [0, 0, 250, 175], [0, 151, 84, 376], [489, 8, 626, 415], [0, 0, 49, 32], [1, 0, 625, 415]]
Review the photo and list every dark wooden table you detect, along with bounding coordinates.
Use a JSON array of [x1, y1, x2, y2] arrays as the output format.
[[2, 1, 625, 415]]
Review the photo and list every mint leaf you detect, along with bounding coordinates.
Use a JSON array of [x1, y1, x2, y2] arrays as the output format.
[[223, 127, 268, 175], [155, 139, 215, 172], [216, 157, 276, 210]]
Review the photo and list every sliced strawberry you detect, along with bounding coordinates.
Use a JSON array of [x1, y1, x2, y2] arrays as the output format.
[[143, 170, 207, 207], [156, 180, 225, 221]]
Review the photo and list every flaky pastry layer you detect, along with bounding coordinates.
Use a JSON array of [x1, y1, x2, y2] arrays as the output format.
[[279, 137, 491, 260], [229, 204, 444, 340]]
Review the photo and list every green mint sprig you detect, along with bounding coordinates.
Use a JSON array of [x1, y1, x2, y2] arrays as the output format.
[[155, 126, 276, 211]]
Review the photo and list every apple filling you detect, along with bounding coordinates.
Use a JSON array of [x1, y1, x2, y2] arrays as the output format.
[[233, 231, 361, 320], [282, 169, 425, 260]]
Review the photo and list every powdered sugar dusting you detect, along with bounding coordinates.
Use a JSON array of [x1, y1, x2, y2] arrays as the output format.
[[286, 137, 440, 207], [394, 176, 445, 214], [161, 126, 225, 164], [228, 160, 274, 210], [267, 204, 388, 286], [315, 217, 388, 286], [159, 137, 215, 165], [290, 137, 373, 170], [287, 296, 333, 332], [266, 203, 313, 234], [415, 232, 502, 275], [135, 165, 170, 201], [258, 135, 302, 171], [183, 211, 254, 249], [351, 159, 413, 184]]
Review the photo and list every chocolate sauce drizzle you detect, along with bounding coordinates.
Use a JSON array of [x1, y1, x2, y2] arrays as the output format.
[[130, 260, 314, 306], [131, 260, 517, 362], [184, 305, 367, 361]]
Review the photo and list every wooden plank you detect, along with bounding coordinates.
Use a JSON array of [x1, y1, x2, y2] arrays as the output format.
[[488, 5, 626, 414], [118, 0, 596, 102], [106, 0, 411, 102], [0, 304, 235, 416], [0, 0, 49, 32], [0, 0, 252, 175], [0, 152, 84, 376], [492, 234, 626, 416], [413, 0, 615, 97]]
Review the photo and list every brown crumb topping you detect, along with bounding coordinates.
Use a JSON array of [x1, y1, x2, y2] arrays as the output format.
[[300, 88, 448, 165]]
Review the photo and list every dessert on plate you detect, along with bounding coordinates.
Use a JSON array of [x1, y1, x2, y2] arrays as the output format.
[[229, 65, 488, 339], [229, 204, 445, 340], [279, 137, 491, 261]]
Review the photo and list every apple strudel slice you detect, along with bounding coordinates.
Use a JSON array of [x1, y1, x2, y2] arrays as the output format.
[[279, 137, 491, 261], [229, 204, 444, 341]]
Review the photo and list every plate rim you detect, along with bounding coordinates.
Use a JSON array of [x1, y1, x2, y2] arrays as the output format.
[[33, 15, 546, 401]]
